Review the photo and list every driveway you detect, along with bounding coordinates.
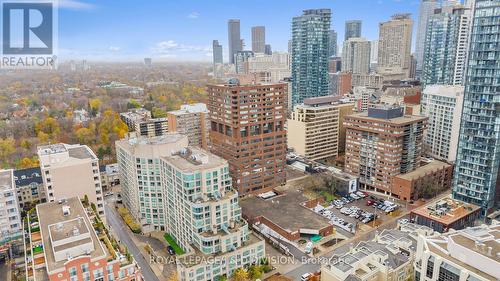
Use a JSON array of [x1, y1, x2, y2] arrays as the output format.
[[105, 203, 160, 281]]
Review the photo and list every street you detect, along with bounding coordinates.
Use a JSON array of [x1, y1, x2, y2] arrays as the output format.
[[0, 259, 9, 281], [105, 202, 160, 281]]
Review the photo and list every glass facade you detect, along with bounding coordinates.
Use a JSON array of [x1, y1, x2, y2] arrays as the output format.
[[452, 0, 500, 212], [291, 9, 331, 107]]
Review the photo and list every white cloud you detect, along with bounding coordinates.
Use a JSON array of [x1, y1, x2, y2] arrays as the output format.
[[152, 40, 210, 54], [108, 46, 121, 52], [58, 0, 95, 10], [188, 12, 200, 19]]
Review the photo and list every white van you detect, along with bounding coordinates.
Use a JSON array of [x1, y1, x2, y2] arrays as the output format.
[[301, 273, 311, 281]]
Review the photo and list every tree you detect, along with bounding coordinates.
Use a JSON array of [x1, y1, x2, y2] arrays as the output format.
[[89, 98, 102, 116], [249, 265, 263, 280], [167, 272, 179, 281], [232, 268, 250, 281], [19, 157, 37, 169], [20, 139, 32, 151], [75, 127, 94, 144], [35, 117, 60, 139], [127, 99, 141, 109], [151, 107, 167, 118], [0, 137, 15, 163]]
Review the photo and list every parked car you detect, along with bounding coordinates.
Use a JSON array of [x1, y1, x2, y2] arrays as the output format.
[[366, 200, 375, 206], [167, 246, 175, 255], [356, 191, 366, 198]]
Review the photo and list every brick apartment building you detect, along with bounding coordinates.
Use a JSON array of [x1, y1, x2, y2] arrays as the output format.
[[392, 160, 453, 201], [344, 106, 427, 198], [207, 79, 287, 195]]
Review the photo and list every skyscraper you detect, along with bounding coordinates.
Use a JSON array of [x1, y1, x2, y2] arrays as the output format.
[[234, 50, 254, 74], [264, 44, 272, 55], [208, 80, 287, 195], [341, 37, 371, 74], [212, 39, 223, 68], [422, 3, 472, 86], [421, 85, 464, 162], [452, 0, 500, 213], [329, 29, 338, 57], [291, 9, 331, 107], [415, 0, 439, 77], [370, 40, 378, 70], [228, 19, 241, 64], [345, 20, 362, 40], [251, 26, 266, 53], [377, 14, 413, 80]]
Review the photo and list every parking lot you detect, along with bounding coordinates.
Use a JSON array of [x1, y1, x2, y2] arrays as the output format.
[[309, 191, 404, 234]]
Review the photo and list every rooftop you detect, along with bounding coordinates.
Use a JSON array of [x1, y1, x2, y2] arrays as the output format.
[[38, 143, 96, 161], [168, 103, 208, 115], [36, 197, 106, 272], [347, 110, 427, 125], [395, 160, 451, 181], [162, 147, 227, 172], [14, 167, 43, 186], [241, 188, 332, 235], [177, 232, 263, 268], [120, 132, 187, 147], [423, 224, 500, 280], [411, 195, 481, 226]]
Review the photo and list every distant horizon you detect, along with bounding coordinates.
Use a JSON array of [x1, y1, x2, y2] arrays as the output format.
[[54, 0, 424, 61]]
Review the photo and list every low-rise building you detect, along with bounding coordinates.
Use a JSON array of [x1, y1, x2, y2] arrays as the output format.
[[99, 164, 119, 191], [120, 108, 168, 137], [410, 195, 481, 232], [414, 223, 500, 281], [321, 223, 433, 281], [27, 197, 142, 281], [392, 160, 453, 202], [14, 167, 45, 210], [287, 96, 354, 161]]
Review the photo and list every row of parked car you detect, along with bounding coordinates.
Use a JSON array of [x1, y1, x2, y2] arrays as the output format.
[[331, 191, 368, 209], [314, 206, 356, 233], [339, 206, 376, 224], [367, 199, 400, 213]]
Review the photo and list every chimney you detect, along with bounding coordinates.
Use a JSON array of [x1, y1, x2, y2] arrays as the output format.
[[487, 246, 492, 256]]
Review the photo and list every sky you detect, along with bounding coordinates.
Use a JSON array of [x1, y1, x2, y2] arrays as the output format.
[[57, 0, 422, 62]]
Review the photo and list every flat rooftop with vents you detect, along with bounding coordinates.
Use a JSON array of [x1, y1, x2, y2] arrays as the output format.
[[36, 197, 106, 273]]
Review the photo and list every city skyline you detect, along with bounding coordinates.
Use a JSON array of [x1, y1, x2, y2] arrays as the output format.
[[55, 0, 423, 62]]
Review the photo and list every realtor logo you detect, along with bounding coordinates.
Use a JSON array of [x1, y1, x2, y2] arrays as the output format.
[[1, 1, 57, 69]]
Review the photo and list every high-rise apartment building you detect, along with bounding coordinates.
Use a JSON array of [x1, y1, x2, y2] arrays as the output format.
[[251, 26, 265, 53], [116, 133, 188, 232], [452, 0, 500, 213], [32, 197, 142, 281], [0, 169, 22, 247], [421, 85, 464, 162], [228, 19, 241, 64], [345, 20, 362, 40], [414, 223, 500, 281], [341, 37, 371, 74], [212, 40, 223, 66], [422, 3, 472, 86], [247, 52, 291, 83], [291, 9, 331, 107], [208, 81, 287, 195], [163, 147, 265, 280], [370, 40, 378, 70], [167, 103, 210, 149], [234, 50, 254, 74], [264, 44, 272, 55], [288, 96, 354, 161], [329, 29, 338, 57], [116, 133, 265, 280], [345, 107, 427, 197], [377, 14, 413, 79], [37, 143, 105, 219], [415, 0, 439, 77]]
